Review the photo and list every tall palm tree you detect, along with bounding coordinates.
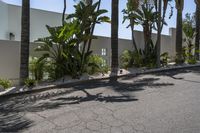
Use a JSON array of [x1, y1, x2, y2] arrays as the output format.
[[20, 0, 30, 85], [110, 0, 119, 81], [195, 0, 200, 60], [128, 0, 139, 52], [62, 0, 66, 25], [87, 0, 102, 53], [175, 0, 184, 64], [155, 0, 171, 66], [156, 0, 162, 67]]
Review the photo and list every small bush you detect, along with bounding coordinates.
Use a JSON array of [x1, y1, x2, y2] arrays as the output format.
[[24, 78, 36, 87], [87, 55, 109, 75], [100, 65, 110, 74], [120, 50, 134, 69], [120, 48, 157, 69], [175, 46, 197, 65], [187, 57, 197, 64], [160, 52, 170, 66], [132, 50, 144, 67], [0, 79, 12, 89], [29, 57, 46, 81], [44, 61, 57, 80]]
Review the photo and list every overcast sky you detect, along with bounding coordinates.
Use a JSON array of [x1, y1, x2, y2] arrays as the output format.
[[2, 0, 196, 39]]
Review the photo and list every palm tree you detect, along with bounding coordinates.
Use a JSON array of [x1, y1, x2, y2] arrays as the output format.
[[175, 0, 184, 64], [195, 0, 200, 60], [155, 0, 171, 66], [110, 0, 119, 81], [87, 0, 102, 53], [20, 0, 30, 85], [156, 0, 162, 67], [126, 0, 139, 52], [62, 0, 66, 25]]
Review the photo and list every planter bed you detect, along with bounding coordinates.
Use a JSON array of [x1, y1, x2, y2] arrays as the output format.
[[1, 62, 200, 97]]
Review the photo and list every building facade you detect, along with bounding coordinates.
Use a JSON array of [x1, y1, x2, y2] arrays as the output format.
[[0, 1, 63, 41], [0, 1, 178, 82]]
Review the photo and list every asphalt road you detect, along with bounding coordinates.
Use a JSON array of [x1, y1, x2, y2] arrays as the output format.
[[1, 68, 200, 133]]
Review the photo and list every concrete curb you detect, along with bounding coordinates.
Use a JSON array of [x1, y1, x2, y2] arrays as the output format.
[[1, 63, 200, 98]]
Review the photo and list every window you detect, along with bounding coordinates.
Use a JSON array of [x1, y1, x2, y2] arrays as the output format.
[[101, 48, 107, 56], [102, 59, 107, 67]]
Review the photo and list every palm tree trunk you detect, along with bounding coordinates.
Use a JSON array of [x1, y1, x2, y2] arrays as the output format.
[[195, 5, 200, 60], [62, 0, 66, 26], [87, 0, 101, 53], [110, 0, 119, 80], [176, 9, 183, 64], [130, 18, 138, 52], [156, 0, 162, 67], [20, 0, 30, 85]]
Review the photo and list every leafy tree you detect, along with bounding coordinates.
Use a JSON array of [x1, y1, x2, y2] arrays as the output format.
[[124, 1, 159, 55], [153, 0, 173, 67], [183, 13, 196, 63], [122, 0, 173, 68], [36, 1, 109, 79], [122, 0, 140, 52], [67, 1, 109, 74], [35, 22, 80, 79]]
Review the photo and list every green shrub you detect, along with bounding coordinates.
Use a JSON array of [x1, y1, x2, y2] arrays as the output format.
[[0, 79, 12, 89], [29, 57, 46, 81], [175, 55, 185, 64], [120, 50, 134, 69], [160, 52, 170, 66], [100, 65, 110, 74], [120, 44, 157, 69], [175, 46, 197, 65], [187, 57, 197, 64], [35, 1, 109, 80], [43, 60, 57, 80], [185, 47, 197, 64], [132, 50, 144, 67], [86, 55, 109, 75], [24, 78, 36, 87]]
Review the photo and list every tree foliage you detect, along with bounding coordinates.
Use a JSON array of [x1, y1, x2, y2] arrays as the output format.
[[35, 1, 109, 80]]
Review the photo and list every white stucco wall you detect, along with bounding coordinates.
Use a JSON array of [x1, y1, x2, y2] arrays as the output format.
[[0, 1, 180, 83], [0, 30, 177, 83], [2, 2, 63, 42], [0, 40, 20, 83], [0, 1, 8, 39], [91, 28, 177, 66], [0, 40, 43, 84]]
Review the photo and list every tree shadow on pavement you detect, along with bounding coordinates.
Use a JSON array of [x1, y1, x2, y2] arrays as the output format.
[[153, 67, 200, 79], [71, 77, 173, 92], [0, 77, 174, 132], [32, 77, 174, 107], [0, 102, 32, 132], [152, 68, 200, 84]]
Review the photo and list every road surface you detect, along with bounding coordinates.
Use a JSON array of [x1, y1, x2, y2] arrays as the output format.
[[1, 68, 200, 133]]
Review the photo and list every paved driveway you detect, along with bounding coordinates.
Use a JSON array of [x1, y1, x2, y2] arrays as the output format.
[[1, 68, 200, 133]]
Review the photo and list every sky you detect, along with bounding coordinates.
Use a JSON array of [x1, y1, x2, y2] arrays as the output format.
[[1, 0, 196, 39]]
